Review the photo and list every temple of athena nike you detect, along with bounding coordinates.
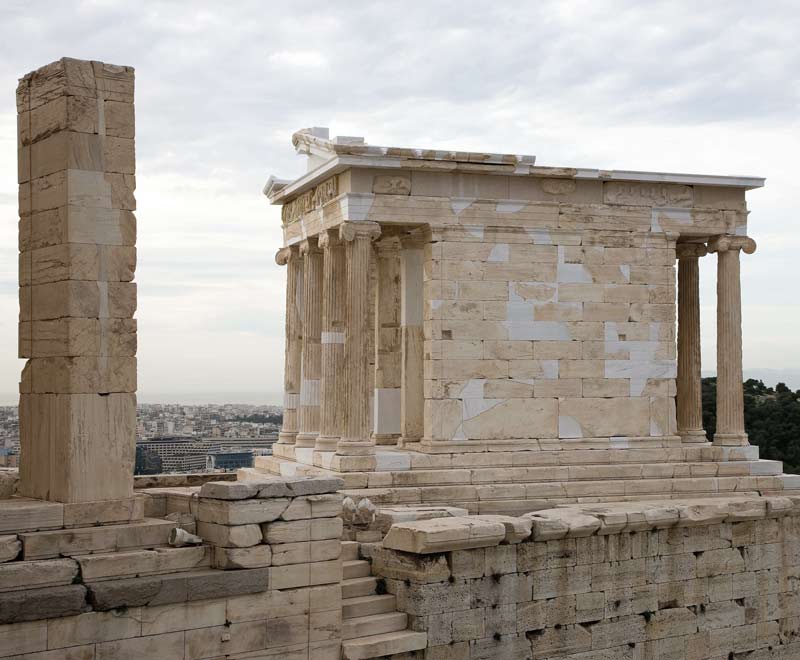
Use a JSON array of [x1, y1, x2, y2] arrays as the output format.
[[4, 59, 800, 660]]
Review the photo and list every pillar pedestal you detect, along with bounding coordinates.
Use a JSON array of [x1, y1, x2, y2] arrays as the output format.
[[708, 235, 756, 446], [676, 243, 708, 443]]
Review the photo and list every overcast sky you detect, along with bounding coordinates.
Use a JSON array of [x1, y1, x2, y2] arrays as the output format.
[[0, 1, 798, 403]]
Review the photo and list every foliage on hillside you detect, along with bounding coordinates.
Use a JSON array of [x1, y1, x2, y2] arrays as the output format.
[[702, 377, 800, 473]]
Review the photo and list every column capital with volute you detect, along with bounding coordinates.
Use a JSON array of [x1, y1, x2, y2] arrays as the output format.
[[676, 243, 708, 260], [707, 235, 757, 255], [339, 221, 381, 243]]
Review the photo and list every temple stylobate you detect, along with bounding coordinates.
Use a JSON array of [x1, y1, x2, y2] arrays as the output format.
[[260, 128, 790, 512]]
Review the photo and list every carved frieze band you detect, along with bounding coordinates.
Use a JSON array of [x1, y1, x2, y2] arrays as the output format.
[[707, 235, 757, 255], [604, 182, 693, 207], [281, 176, 339, 225]]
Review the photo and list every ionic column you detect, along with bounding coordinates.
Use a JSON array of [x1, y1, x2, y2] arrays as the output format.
[[296, 237, 323, 448], [276, 245, 303, 444], [316, 230, 347, 451], [373, 238, 402, 445], [676, 243, 708, 443], [335, 222, 381, 467], [708, 235, 757, 446], [400, 236, 425, 446]]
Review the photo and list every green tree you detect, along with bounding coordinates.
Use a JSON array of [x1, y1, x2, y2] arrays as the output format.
[[702, 377, 800, 474]]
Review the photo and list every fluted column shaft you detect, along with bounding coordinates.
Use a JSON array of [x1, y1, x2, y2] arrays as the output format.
[[316, 231, 347, 451], [277, 246, 302, 444], [296, 238, 323, 448], [337, 222, 381, 455], [708, 235, 756, 446], [676, 244, 707, 442], [373, 238, 402, 445]]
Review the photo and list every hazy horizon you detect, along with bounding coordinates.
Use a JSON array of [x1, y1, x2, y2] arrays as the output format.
[[1, 1, 799, 396]]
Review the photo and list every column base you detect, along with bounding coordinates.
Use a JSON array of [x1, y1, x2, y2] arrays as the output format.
[[294, 432, 318, 448], [679, 429, 708, 443], [373, 433, 400, 446], [315, 435, 340, 452], [334, 441, 375, 456], [398, 435, 421, 449], [713, 432, 749, 446], [330, 453, 377, 472], [277, 431, 298, 445]]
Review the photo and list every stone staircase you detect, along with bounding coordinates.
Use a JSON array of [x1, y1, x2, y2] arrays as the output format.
[[252, 445, 800, 516], [340, 540, 426, 659]]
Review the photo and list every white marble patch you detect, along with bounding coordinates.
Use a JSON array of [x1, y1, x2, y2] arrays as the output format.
[[340, 193, 375, 222], [284, 393, 299, 410], [374, 387, 401, 435], [557, 262, 593, 284], [451, 198, 476, 216], [463, 398, 503, 421], [541, 360, 559, 379], [506, 301, 535, 322], [527, 229, 552, 245], [496, 201, 527, 214], [376, 451, 411, 471], [321, 332, 345, 344], [651, 207, 691, 233], [300, 379, 321, 405], [459, 379, 486, 399], [294, 448, 315, 465], [559, 415, 583, 439], [505, 321, 570, 341], [487, 243, 510, 262]]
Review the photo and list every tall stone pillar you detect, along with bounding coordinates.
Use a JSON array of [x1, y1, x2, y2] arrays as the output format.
[[296, 238, 323, 449], [400, 237, 425, 446], [333, 222, 381, 472], [373, 238, 402, 445], [676, 243, 707, 443], [708, 235, 757, 446], [316, 230, 347, 452], [276, 245, 302, 445], [17, 58, 137, 503]]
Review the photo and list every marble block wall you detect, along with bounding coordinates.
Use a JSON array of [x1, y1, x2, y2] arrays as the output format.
[[423, 222, 679, 446]]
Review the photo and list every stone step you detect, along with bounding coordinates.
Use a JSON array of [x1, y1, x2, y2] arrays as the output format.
[[344, 559, 372, 580], [342, 630, 428, 660], [256, 452, 777, 488], [341, 473, 788, 507], [343, 576, 378, 599], [342, 611, 408, 640], [261, 444, 762, 473], [343, 593, 396, 619], [19, 518, 176, 560], [342, 540, 360, 561], [75, 544, 211, 581]]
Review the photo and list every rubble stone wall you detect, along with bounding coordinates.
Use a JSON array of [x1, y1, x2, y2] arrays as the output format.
[[369, 497, 800, 659]]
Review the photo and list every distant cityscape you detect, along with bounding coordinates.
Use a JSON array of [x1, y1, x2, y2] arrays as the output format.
[[0, 403, 283, 474]]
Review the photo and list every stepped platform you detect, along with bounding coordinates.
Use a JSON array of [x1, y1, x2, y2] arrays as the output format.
[[252, 443, 800, 516]]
